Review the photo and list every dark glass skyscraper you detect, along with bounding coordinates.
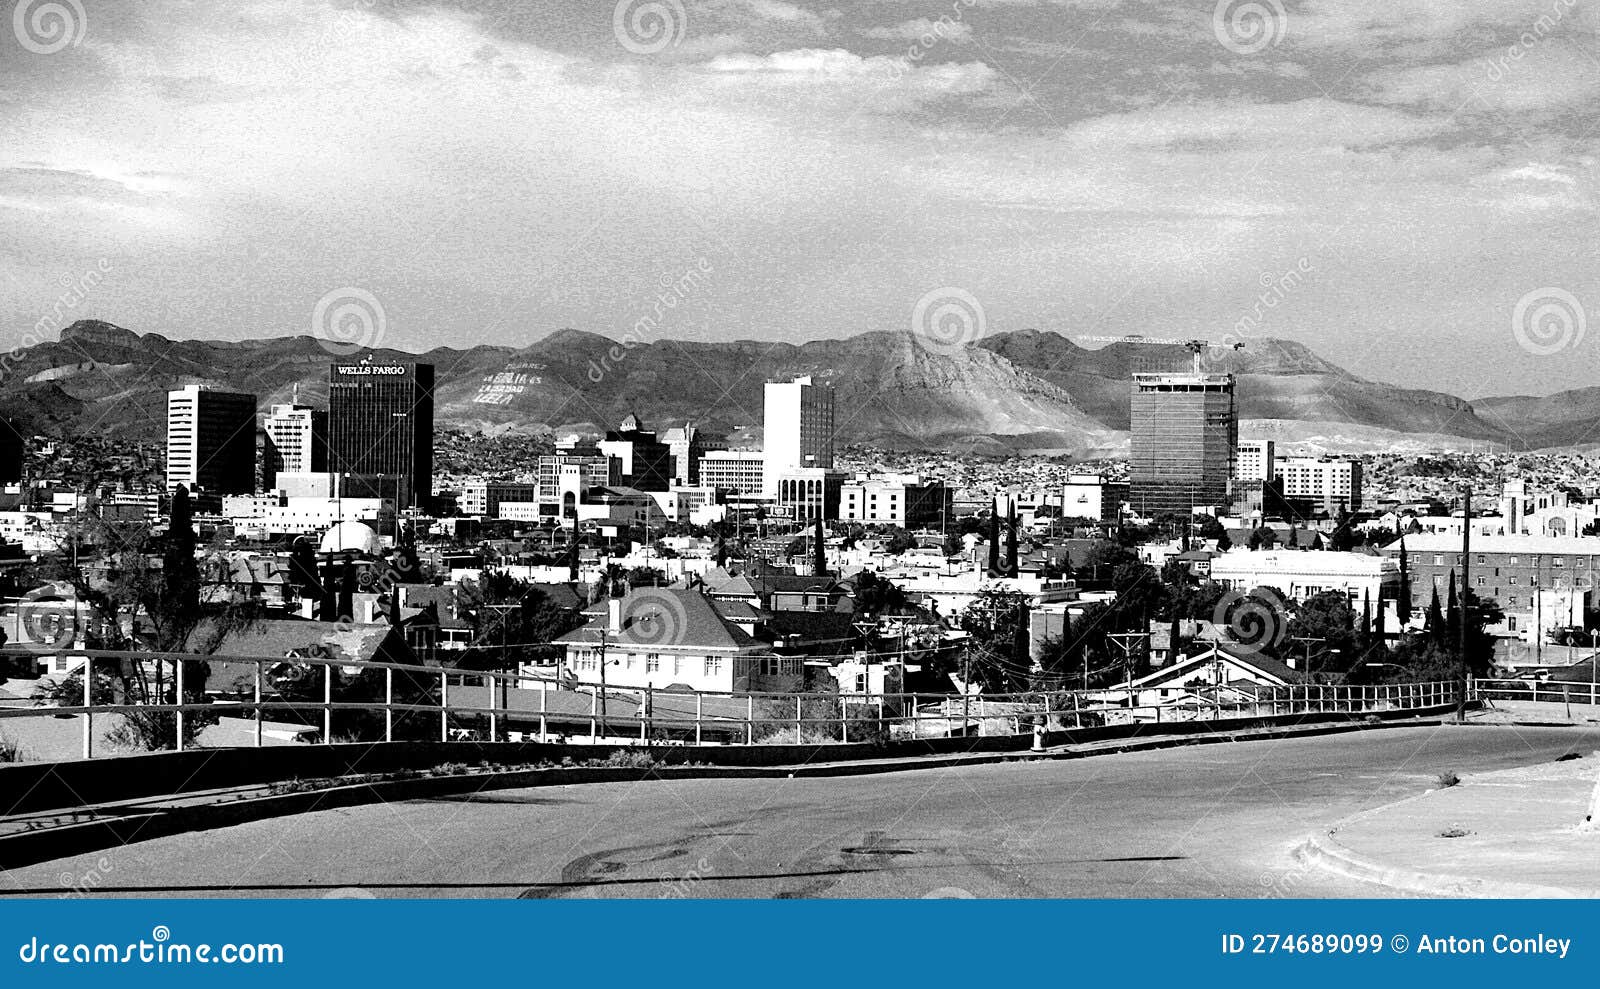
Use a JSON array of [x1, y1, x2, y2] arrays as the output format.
[[327, 360, 434, 509], [1129, 371, 1236, 517]]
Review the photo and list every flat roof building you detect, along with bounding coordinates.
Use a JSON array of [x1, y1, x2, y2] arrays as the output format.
[[763, 376, 834, 498], [1129, 371, 1236, 517], [167, 385, 257, 494], [327, 360, 434, 510]]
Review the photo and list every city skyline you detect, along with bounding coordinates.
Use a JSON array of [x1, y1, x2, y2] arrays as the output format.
[[2, 0, 1595, 400]]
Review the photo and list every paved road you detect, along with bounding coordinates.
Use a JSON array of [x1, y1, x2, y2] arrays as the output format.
[[6, 724, 1597, 898]]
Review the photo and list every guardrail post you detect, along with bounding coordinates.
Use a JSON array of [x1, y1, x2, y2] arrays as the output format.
[[539, 676, 548, 743], [590, 687, 598, 743], [794, 695, 802, 744], [82, 658, 92, 760], [323, 663, 333, 744], [384, 666, 393, 743], [746, 695, 753, 745], [176, 657, 186, 752], [840, 695, 848, 744], [486, 675, 497, 744], [254, 660, 263, 748], [694, 691, 702, 746], [641, 685, 651, 743], [440, 671, 450, 743]]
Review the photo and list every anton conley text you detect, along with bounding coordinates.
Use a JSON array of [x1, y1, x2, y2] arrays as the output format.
[[1222, 933, 1572, 958]]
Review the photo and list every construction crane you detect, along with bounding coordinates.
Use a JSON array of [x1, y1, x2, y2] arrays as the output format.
[[1075, 335, 1245, 374]]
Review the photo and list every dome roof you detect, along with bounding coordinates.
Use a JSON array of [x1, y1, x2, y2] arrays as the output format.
[[318, 520, 383, 556]]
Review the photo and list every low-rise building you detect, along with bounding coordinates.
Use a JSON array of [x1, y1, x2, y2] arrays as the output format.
[[1210, 549, 1398, 604], [554, 587, 794, 693], [841, 478, 952, 528]]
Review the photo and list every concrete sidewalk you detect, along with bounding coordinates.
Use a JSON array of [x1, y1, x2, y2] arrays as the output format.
[[1299, 755, 1600, 897]]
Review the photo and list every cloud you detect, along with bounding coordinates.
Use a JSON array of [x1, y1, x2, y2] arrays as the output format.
[[860, 18, 975, 43]]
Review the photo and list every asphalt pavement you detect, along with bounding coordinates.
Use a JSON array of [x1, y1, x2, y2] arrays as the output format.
[[4, 723, 1596, 898]]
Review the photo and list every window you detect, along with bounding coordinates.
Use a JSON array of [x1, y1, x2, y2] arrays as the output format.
[[1433, 555, 1444, 566], [1476, 576, 1486, 586], [703, 657, 722, 676], [1510, 576, 1519, 585], [1510, 556, 1519, 565], [646, 654, 660, 673], [1554, 557, 1565, 568], [1476, 554, 1485, 564]]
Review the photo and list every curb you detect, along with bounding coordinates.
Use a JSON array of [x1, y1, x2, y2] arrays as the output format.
[[1293, 831, 1596, 899], [0, 717, 1446, 872]]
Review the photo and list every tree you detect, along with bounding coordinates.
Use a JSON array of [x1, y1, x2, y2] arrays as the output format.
[[1328, 509, 1358, 552], [1216, 529, 1232, 552], [1286, 590, 1360, 675], [1004, 503, 1019, 578], [958, 585, 1032, 692], [1396, 539, 1412, 623], [986, 511, 1001, 577], [1425, 586, 1446, 647], [813, 516, 827, 576]]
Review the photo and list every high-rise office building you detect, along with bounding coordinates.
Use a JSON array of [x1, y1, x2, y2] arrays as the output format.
[[0, 418, 23, 483], [1234, 438, 1276, 481], [1129, 371, 1236, 517], [1275, 456, 1362, 514], [327, 360, 434, 509], [598, 413, 674, 492], [166, 385, 258, 494], [262, 404, 328, 488], [661, 421, 727, 485], [762, 376, 834, 497]]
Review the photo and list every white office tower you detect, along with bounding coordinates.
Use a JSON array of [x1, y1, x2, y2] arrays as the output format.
[[263, 404, 327, 477], [762, 376, 835, 497]]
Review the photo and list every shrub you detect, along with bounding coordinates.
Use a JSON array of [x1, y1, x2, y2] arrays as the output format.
[[1436, 770, 1460, 789], [596, 748, 657, 769], [0, 735, 24, 763]]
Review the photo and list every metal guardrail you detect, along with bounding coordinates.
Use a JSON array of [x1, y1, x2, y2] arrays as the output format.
[[1475, 678, 1600, 707], [0, 647, 1470, 760]]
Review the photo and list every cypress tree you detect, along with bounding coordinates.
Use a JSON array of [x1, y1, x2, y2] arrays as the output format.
[[1005, 502, 1019, 578], [987, 506, 1000, 577], [1396, 539, 1412, 623]]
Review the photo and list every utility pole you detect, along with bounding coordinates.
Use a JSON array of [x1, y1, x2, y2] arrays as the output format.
[[1457, 483, 1471, 722], [1107, 631, 1150, 705], [1289, 635, 1327, 676], [597, 627, 609, 741]]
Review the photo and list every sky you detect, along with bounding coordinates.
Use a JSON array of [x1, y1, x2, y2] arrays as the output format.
[[0, 0, 1596, 398]]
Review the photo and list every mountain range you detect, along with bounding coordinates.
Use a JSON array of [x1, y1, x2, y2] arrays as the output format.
[[7, 320, 1598, 456]]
